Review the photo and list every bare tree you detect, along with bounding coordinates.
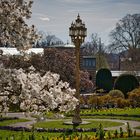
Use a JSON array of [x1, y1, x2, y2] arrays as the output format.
[[109, 14, 140, 52], [91, 33, 109, 70], [109, 14, 140, 71], [36, 32, 64, 47]]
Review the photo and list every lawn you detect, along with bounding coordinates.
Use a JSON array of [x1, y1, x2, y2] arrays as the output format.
[[0, 108, 140, 139], [0, 118, 29, 126], [0, 117, 139, 140], [65, 108, 140, 122], [80, 108, 140, 116], [34, 119, 123, 129], [134, 126, 140, 129], [80, 115, 140, 121]]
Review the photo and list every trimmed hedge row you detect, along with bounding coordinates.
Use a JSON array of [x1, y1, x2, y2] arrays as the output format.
[[96, 68, 139, 98], [114, 74, 139, 98], [96, 68, 113, 92]]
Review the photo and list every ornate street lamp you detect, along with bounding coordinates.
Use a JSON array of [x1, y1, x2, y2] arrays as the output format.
[[69, 14, 87, 125]]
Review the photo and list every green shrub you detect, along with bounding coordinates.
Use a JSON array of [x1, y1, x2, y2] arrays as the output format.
[[96, 68, 113, 92], [114, 74, 139, 98], [108, 89, 124, 98]]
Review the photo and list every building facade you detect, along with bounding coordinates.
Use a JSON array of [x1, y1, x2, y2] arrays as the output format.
[[44, 45, 96, 83]]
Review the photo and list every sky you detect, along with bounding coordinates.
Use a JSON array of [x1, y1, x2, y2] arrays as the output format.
[[27, 0, 140, 45]]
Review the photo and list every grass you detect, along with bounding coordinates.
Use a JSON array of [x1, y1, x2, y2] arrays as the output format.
[[34, 119, 123, 129], [0, 118, 29, 126], [0, 130, 61, 139], [80, 115, 140, 121], [0, 118, 139, 139], [0, 130, 140, 140], [113, 137, 140, 140], [80, 108, 140, 116], [0, 108, 140, 139], [134, 126, 140, 129]]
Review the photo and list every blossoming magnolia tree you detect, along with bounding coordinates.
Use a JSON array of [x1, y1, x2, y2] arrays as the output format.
[[0, 66, 78, 114], [0, 0, 38, 51]]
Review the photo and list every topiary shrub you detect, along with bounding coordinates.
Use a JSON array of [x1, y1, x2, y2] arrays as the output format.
[[114, 74, 139, 98], [108, 89, 124, 99], [96, 68, 113, 92]]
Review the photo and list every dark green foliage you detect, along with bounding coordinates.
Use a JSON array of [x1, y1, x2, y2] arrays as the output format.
[[107, 131, 111, 139], [12, 135, 15, 140], [84, 134, 88, 140], [126, 122, 133, 137], [134, 130, 137, 136], [114, 129, 118, 138], [96, 68, 113, 92], [96, 124, 105, 140], [120, 127, 124, 137], [63, 135, 66, 140], [69, 136, 72, 140], [9, 102, 21, 112], [79, 134, 83, 140], [42, 136, 45, 140], [114, 74, 139, 98], [29, 134, 35, 140]]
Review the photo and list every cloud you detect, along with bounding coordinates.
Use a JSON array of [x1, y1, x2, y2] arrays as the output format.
[[57, 0, 93, 4], [67, 9, 94, 13], [32, 13, 50, 21], [39, 17, 50, 21], [29, 0, 140, 45]]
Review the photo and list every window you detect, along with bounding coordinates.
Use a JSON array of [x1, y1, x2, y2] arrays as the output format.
[[82, 58, 96, 68]]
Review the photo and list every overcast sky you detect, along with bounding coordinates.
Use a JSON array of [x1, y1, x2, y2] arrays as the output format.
[[27, 0, 140, 45]]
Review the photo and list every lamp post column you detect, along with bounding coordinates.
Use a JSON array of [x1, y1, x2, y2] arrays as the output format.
[[72, 39, 82, 125], [69, 14, 87, 126]]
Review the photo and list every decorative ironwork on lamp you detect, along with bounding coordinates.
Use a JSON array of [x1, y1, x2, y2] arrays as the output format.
[[69, 14, 87, 44]]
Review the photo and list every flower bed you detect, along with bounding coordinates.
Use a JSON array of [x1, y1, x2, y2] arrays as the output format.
[[0, 125, 97, 133], [0, 117, 18, 121], [0, 123, 139, 140]]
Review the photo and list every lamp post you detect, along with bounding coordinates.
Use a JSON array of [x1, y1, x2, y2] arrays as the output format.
[[69, 14, 87, 125]]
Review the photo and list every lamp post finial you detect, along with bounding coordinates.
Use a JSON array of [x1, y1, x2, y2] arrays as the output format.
[[77, 13, 80, 19]]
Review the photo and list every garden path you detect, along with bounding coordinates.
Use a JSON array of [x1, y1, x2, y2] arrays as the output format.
[[91, 119, 140, 133], [3, 113, 140, 133], [3, 112, 36, 128]]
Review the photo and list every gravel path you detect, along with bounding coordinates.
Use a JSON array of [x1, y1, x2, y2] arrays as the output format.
[[3, 112, 36, 128], [92, 119, 140, 133], [3, 113, 140, 133]]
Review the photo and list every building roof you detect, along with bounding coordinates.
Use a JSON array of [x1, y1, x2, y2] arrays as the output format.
[[48, 44, 75, 48], [0, 47, 44, 55], [111, 71, 140, 77]]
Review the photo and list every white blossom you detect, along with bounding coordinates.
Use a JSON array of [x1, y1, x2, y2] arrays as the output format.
[[0, 0, 39, 51], [0, 66, 78, 114]]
